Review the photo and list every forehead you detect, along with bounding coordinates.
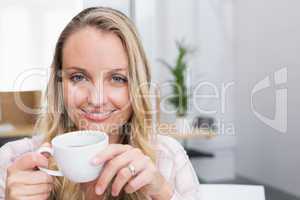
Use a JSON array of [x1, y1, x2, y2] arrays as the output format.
[[62, 27, 128, 71]]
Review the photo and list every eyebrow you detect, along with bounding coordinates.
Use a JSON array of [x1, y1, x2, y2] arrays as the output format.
[[63, 66, 127, 73]]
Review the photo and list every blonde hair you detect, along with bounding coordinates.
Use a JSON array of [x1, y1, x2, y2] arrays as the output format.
[[35, 7, 156, 200]]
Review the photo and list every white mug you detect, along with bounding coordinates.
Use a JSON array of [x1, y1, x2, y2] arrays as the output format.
[[37, 130, 108, 183]]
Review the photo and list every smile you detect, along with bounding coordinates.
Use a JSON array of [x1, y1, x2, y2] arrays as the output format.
[[80, 109, 116, 122]]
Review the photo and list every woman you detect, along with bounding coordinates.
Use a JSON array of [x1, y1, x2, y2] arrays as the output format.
[[0, 7, 200, 200]]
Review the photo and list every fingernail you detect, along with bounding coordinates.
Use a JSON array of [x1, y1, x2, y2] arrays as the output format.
[[96, 187, 103, 195], [111, 190, 117, 197], [91, 157, 101, 165]]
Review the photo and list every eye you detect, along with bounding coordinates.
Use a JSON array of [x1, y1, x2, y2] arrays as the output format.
[[111, 74, 128, 84], [70, 73, 87, 83]]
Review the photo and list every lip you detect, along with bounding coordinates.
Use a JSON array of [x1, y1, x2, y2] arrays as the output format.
[[80, 108, 116, 122]]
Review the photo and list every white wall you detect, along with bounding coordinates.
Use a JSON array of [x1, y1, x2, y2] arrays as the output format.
[[235, 0, 300, 197], [152, 0, 235, 123]]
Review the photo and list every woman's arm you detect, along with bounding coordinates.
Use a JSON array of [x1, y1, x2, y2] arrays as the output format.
[[0, 136, 42, 199], [170, 155, 201, 200], [155, 135, 200, 200]]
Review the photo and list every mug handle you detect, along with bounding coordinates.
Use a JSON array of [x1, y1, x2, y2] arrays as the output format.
[[36, 146, 63, 177]]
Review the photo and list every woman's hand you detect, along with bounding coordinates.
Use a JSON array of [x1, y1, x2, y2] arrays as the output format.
[[91, 144, 173, 199], [5, 144, 54, 200]]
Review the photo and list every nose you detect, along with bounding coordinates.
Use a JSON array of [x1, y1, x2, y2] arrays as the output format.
[[87, 80, 108, 108]]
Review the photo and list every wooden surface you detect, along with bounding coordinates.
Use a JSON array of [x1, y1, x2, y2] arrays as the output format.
[[0, 91, 40, 138], [0, 124, 35, 137], [0, 91, 41, 126]]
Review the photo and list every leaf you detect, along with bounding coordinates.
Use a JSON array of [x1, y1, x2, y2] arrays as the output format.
[[158, 39, 196, 116], [157, 58, 174, 73]]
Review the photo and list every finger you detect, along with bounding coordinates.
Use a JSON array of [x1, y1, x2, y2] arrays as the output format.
[[12, 183, 53, 196], [94, 148, 142, 195], [111, 156, 150, 196], [19, 192, 51, 200], [8, 171, 53, 186], [124, 170, 153, 194], [8, 152, 48, 173], [41, 142, 51, 147], [91, 144, 133, 165], [40, 143, 52, 159]]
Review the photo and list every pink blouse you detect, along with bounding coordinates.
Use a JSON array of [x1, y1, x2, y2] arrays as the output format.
[[0, 134, 200, 199]]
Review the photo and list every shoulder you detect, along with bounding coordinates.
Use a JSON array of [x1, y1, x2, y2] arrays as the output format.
[[152, 134, 187, 160], [0, 135, 43, 166], [151, 134, 191, 182]]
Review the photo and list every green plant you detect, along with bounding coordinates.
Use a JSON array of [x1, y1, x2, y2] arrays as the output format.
[[159, 40, 193, 117]]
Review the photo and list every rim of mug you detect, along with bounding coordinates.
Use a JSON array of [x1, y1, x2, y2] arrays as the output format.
[[51, 130, 108, 150]]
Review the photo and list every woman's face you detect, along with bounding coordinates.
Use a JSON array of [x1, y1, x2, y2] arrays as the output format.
[[62, 27, 132, 139]]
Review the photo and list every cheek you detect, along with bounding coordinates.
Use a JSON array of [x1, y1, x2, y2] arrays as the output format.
[[109, 87, 132, 112], [63, 82, 87, 110]]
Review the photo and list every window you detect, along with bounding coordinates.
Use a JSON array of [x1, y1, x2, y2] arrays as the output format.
[[0, 0, 83, 91]]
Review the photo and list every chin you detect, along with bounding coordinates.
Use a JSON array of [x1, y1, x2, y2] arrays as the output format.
[[72, 111, 129, 134], [77, 120, 118, 134]]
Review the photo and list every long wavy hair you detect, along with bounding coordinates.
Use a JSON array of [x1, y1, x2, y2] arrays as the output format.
[[34, 7, 157, 200]]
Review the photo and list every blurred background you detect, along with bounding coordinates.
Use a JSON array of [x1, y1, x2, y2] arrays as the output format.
[[0, 1, 299, 200]]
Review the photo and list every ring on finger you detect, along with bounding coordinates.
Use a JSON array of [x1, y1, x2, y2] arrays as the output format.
[[127, 164, 136, 176]]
